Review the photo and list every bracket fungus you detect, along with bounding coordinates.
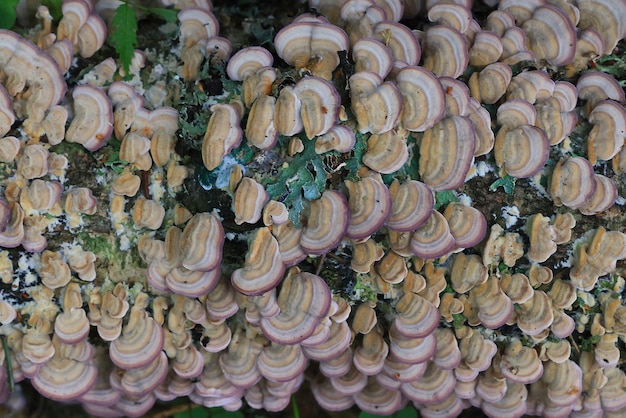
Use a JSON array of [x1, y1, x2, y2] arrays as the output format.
[[0, 0, 626, 416]]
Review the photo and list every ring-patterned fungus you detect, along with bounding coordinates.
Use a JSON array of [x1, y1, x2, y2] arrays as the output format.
[[0, 0, 625, 417]]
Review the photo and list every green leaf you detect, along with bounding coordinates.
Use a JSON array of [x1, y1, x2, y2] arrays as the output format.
[[0, 0, 19, 29], [434, 191, 459, 210], [42, 0, 63, 20], [263, 136, 329, 227], [111, 3, 138, 76], [489, 174, 516, 194]]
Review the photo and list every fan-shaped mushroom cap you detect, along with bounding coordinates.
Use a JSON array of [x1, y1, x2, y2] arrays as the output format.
[[234, 177, 269, 225], [444, 202, 487, 249], [419, 115, 476, 191], [351, 239, 384, 274], [32, 351, 97, 401], [202, 103, 243, 170], [109, 295, 164, 369], [428, 3, 472, 32], [39, 250, 71, 289], [507, 70, 554, 103], [422, 25, 468, 78], [577, 72, 625, 109], [0, 86, 14, 137], [522, 5, 576, 65], [293, 76, 340, 138], [349, 72, 402, 134], [410, 211, 456, 260], [401, 361, 456, 405], [385, 180, 433, 232], [578, 0, 626, 54], [449, 253, 488, 294], [587, 100, 626, 164], [315, 125, 355, 154], [260, 270, 332, 344], [302, 320, 351, 362], [394, 292, 440, 338], [66, 85, 113, 151], [54, 283, 90, 344], [352, 38, 393, 78], [494, 124, 549, 178], [570, 227, 626, 291], [231, 227, 285, 296], [361, 129, 408, 174], [549, 156, 596, 208], [0, 136, 20, 163], [178, 7, 219, 46], [515, 290, 554, 336], [499, 338, 544, 384], [246, 94, 278, 150], [355, 378, 404, 415], [345, 176, 391, 240], [274, 19, 349, 79], [467, 275, 514, 329], [373, 21, 421, 66], [388, 325, 436, 364], [468, 62, 512, 104], [440, 76, 470, 117], [274, 86, 303, 137], [226, 46, 273, 81], [17, 144, 49, 180], [311, 378, 354, 411], [525, 213, 557, 263], [579, 174, 618, 216], [396, 66, 445, 132], [77, 14, 107, 58], [300, 190, 349, 255], [132, 198, 165, 230], [469, 30, 503, 66], [353, 331, 388, 376]]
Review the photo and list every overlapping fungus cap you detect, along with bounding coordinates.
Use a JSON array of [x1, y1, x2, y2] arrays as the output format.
[[468, 30, 503, 66], [0, 30, 66, 125], [231, 227, 285, 296], [410, 210, 456, 260], [385, 179, 433, 232], [180, 212, 223, 271], [260, 269, 332, 344], [468, 62, 512, 105], [578, 0, 626, 54], [233, 177, 269, 225], [466, 275, 514, 329], [401, 361, 456, 405], [498, 338, 543, 384], [109, 293, 164, 369], [587, 100, 626, 164], [422, 25, 469, 78], [396, 66, 445, 132], [352, 38, 393, 78], [245, 94, 278, 149], [444, 202, 487, 250], [17, 144, 49, 180], [0, 85, 14, 136], [202, 104, 242, 170], [577, 72, 625, 110], [570, 227, 626, 291], [300, 189, 349, 255], [32, 340, 97, 402], [515, 290, 554, 336], [132, 197, 165, 230], [293, 76, 341, 138], [66, 84, 113, 151], [521, 5, 576, 65], [54, 283, 90, 344], [549, 156, 596, 209], [178, 6, 219, 47], [393, 291, 439, 338], [345, 175, 391, 240], [274, 17, 349, 80], [419, 115, 476, 191], [373, 21, 421, 67]]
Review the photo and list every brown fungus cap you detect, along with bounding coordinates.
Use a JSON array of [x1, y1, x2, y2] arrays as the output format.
[[231, 227, 285, 296], [66, 85, 113, 151], [260, 269, 332, 345], [300, 190, 349, 255], [419, 115, 476, 191], [396, 66, 445, 132], [201, 104, 242, 169]]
